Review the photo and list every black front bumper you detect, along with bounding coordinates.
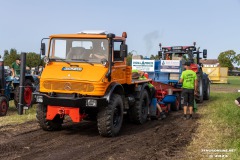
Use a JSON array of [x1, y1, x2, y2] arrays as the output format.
[[33, 92, 108, 108]]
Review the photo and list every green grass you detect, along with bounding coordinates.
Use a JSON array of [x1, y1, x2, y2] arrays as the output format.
[[210, 92, 240, 158], [228, 76, 240, 85], [0, 101, 36, 127], [187, 76, 240, 159], [212, 76, 240, 88]]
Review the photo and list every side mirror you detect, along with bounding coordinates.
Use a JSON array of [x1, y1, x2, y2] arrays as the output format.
[[158, 51, 162, 59], [41, 43, 46, 56], [203, 49, 207, 58], [120, 44, 128, 57]]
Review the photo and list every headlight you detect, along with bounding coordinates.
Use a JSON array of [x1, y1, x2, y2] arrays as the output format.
[[36, 95, 43, 103], [44, 56, 49, 64], [86, 99, 97, 107]]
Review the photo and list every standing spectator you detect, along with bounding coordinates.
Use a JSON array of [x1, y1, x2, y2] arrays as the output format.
[[11, 57, 21, 78], [178, 61, 197, 120]]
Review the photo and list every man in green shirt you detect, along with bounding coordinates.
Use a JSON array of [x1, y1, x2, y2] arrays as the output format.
[[179, 61, 198, 120], [11, 57, 21, 78]]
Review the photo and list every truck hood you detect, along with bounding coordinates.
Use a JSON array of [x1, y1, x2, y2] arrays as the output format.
[[41, 62, 108, 82]]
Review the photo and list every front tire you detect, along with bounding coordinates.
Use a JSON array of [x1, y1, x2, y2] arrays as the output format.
[[204, 80, 210, 100], [36, 104, 63, 131], [97, 94, 123, 137], [0, 97, 8, 116]]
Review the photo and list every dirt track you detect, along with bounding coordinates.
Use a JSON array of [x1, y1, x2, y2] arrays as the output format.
[[0, 104, 204, 160]]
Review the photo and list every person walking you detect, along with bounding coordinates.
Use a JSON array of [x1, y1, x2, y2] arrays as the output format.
[[178, 61, 197, 120]]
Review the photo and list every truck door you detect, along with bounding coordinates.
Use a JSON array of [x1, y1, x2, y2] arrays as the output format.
[[111, 41, 127, 84]]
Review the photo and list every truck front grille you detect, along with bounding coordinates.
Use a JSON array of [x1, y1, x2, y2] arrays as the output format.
[[43, 81, 94, 92]]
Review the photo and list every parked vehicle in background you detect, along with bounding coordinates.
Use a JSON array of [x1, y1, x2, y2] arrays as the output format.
[[5, 71, 37, 109], [0, 60, 9, 116], [158, 42, 210, 103]]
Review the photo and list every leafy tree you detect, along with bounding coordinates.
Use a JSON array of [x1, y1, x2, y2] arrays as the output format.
[[150, 54, 160, 60], [3, 49, 43, 68], [3, 48, 19, 67], [26, 52, 42, 68], [218, 50, 238, 70], [150, 54, 155, 60], [234, 54, 240, 66], [126, 52, 133, 66], [3, 50, 9, 60], [155, 55, 160, 60]]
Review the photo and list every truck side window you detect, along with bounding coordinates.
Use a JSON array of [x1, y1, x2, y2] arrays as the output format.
[[113, 41, 123, 61]]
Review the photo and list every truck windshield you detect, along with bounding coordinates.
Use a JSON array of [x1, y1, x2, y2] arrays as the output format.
[[49, 38, 109, 63]]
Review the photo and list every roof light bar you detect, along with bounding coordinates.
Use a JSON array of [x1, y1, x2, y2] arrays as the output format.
[[78, 30, 107, 35]]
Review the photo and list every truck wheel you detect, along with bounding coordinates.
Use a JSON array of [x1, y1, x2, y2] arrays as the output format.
[[14, 79, 33, 109], [170, 93, 180, 111], [0, 97, 8, 116], [97, 94, 123, 137], [36, 104, 63, 131], [129, 89, 149, 124], [195, 74, 203, 103], [204, 81, 210, 100]]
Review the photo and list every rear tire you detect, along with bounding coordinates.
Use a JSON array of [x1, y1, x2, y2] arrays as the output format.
[[204, 81, 210, 100], [0, 97, 8, 116], [14, 79, 33, 109], [97, 94, 123, 137], [129, 89, 149, 124], [36, 104, 63, 131], [195, 73, 203, 103]]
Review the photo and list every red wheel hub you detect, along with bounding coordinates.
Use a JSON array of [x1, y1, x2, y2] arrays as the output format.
[[0, 101, 7, 114], [24, 85, 32, 106]]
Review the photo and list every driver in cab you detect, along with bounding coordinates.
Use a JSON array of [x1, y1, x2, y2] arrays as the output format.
[[90, 41, 107, 59]]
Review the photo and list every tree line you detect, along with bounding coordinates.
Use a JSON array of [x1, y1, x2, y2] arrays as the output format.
[[3, 49, 44, 68], [3, 48, 239, 71], [217, 50, 240, 70]]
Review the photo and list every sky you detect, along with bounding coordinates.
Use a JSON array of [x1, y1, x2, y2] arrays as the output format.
[[1, 0, 240, 60]]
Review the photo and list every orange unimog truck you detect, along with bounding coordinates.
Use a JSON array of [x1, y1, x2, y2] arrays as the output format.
[[34, 31, 152, 137]]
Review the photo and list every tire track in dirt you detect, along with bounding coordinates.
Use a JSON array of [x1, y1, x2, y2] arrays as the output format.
[[0, 109, 200, 160]]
